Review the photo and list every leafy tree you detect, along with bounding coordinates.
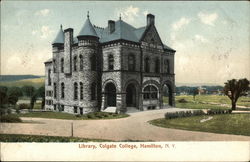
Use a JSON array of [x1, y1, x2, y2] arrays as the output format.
[[224, 78, 250, 110], [0, 86, 8, 107], [21, 86, 35, 97], [192, 88, 199, 101], [37, 86, 45, 109], [8, 87, 23, 98]]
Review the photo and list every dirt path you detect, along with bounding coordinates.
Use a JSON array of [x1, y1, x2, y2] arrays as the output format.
[[1, 108, 250, 141]]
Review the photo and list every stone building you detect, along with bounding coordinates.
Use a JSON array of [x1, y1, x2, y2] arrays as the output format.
[[44, 13, 176, 114]]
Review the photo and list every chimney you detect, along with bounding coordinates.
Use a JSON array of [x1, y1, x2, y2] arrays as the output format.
[[147, 14, 155, 26], [108, 20, 115, 34], [64, 28, 73, 74]]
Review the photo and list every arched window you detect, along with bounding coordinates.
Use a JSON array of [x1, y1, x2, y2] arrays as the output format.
[[61, 58, 64, 73], [53, 59, 56, 73], [144, 57, 150, 72], [73, 56, 77, 71], [164, 59, 170, 73], [80, 82, 83, 100], [79, 55, 83, 71], [143, 85, 158, 99], [61, 82, 64, 99], [74, 82, 78, 100], [91, 55, 96, 71], [91, 82, 97, 100], [128, 54, 135, 71], [54, 82, 57, 98], [108, 55, 114, 70], [155, 58, 160, 73], [48, 69, 51, 85]]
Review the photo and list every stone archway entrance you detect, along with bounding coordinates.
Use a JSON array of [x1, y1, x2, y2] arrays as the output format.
[[105, 83, 116, 107], [126, 83, 137, 107], [163, 84, 172, 106]]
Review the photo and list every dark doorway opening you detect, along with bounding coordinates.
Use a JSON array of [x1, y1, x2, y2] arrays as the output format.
[[126, 83, 136, 107], [105, 83, 116, 107], [79, 108, 83, 115], [163, 84, 172, 106]]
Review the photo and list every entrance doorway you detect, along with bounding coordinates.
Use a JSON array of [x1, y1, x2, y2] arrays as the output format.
[[126, 83, 136, 107], [79, 107, 83, 115], [105, 83, 116, 107], [163, 84, 172, 106]]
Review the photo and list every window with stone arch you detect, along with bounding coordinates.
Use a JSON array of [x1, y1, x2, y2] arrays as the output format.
[[164, 59, 170, 73], [54, 82, 57, 98], [74, 82, 78, 100], [61, 82, 65, 99], [128, 54, 136, 71], [91, 55, 96, 71], [53, 59, 56, 73], [79, 55, 83, 71], [155, 58, 160, 73], [73, 56, 77, 71], [61, 58, 64, 73], [80, 82, 83, 100], [108, 54, 114, 70], [143, 85, 158, 100], [144, 57, 150, 73], [48, 69, 51, 85], [91, 82, 97, 100]]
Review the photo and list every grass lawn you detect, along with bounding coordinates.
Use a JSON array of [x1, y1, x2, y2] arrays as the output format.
[[18, 111, 129, 120], [175, 102, 229, 110], [175, 95, 250, 107], [0, 134, 110, 142], [149, 114, 250, 136]]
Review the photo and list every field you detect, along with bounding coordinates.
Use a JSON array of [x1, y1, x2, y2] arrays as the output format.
[[149, 114, 250, 136], [0, 77, 45, 88], [173, 95, 250, 109]]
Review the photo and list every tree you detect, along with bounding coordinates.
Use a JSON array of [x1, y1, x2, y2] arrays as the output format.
[[21, 86, 35, 97], [224, 78, 250, 110], [0, 86, 8, 107], [37, 86, 45, 109], [192, 87, 199, 101]]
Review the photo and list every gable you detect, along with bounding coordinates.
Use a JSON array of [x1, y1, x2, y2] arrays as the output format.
[[140, 25, 163, 47]]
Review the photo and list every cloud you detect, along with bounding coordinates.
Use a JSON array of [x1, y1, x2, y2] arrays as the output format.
[[35, 9, 50, 16], [172, 17, 191, 31], [198, 12, 218, 26], [194, 34, 209, 43], [40, 26, 54, 39], [116, 5, 140, 23]]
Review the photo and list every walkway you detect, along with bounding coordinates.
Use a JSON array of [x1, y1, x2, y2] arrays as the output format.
[[1, 108, 250, 141]]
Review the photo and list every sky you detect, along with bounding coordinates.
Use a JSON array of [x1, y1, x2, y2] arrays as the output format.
[[1, 1, 249, 85]]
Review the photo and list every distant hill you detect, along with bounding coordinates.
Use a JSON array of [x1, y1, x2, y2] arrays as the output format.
[[176, 82, 223, 87], [0, 75, 44, 82], [0, 77, 45, 88]]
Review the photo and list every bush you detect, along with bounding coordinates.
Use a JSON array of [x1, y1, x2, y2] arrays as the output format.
[[165, 110, 205, 119], [7, 108, 12, 114], [0, 114, 22, 123], [207, 109, 232, 115], [75, 114, 81, 117], [19, 103, 30, 109], [178, 98, 188, 103], [16, 108, 20, 114]]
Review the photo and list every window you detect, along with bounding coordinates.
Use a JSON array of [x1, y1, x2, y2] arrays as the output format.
[[74, 82, 78, 100], [79, 55, 83, 71], [61, 105, 64, 111], [74, 106, 77, 113], [73, 56, 77, 71], [53, 59, 56, 73], [61, 82, 65, 99], [91, 82, 97, 100], [54, 104, 56, 110], [54, 83, 57, 98], [164, 59, 170, 73], [155, 58, 160, 73], [144, 57, 150, 72], [80, 82, 83, 100], [48, 69, 51, 85], [143, 85, 158, 99], [108, 55, 114, 70], [61, 58, 64, 73], [91, 55, 96, 71], [128, 54, 135, 71]]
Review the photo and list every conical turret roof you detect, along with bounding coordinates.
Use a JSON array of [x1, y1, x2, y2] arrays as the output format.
[[52, 25, 64, 44], [78, 14, 98, 38]]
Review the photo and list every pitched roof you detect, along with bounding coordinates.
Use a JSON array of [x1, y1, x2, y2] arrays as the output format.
[[44, 58, 52, 64], [78, 17, 98, 38], [163, 44, 176, 52], [52, 25, 64, 44]]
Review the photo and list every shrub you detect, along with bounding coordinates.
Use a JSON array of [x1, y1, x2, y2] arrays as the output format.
[[0, 114, 22, 123], [178, 98, 188, 103], [165, 110, 205, 119], [7, 108, 12, 114], [16, 108, 20, 114], [207, 109, 232, 115], [19, 103, 30, 109], [75, 114, 81, 117]]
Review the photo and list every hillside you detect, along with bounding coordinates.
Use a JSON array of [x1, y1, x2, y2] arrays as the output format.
[[0, 77, 45, 88], [0, 75, 43, 82]]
